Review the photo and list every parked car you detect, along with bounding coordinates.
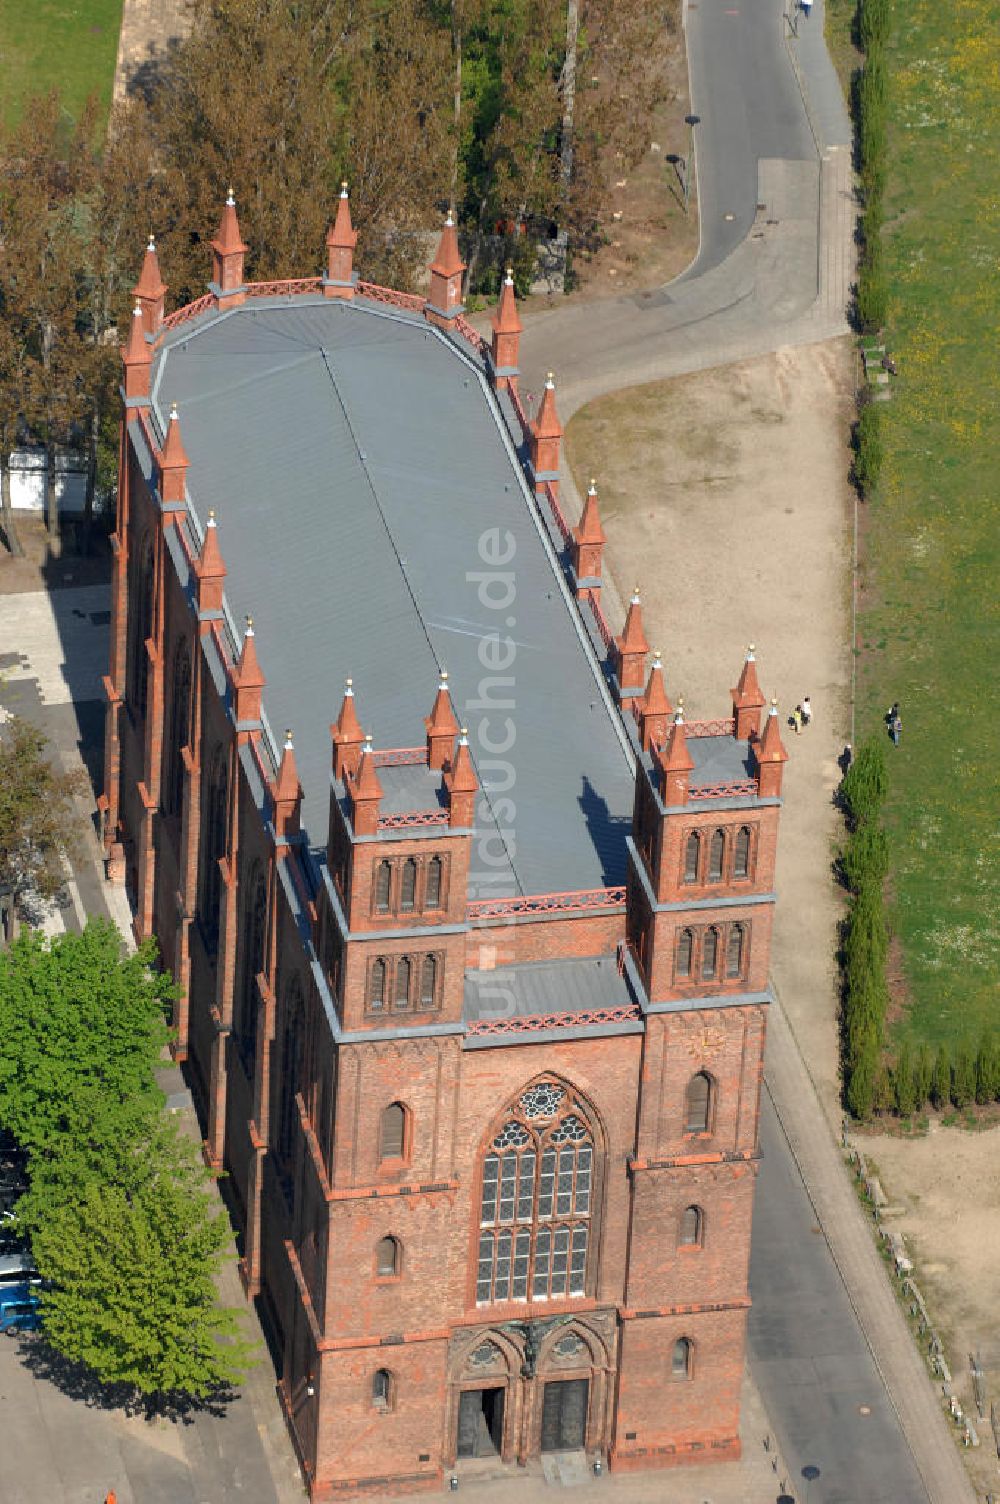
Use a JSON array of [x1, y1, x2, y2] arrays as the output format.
[[0, 1252, 38, 1285], [0, 1284, 41, 1333]]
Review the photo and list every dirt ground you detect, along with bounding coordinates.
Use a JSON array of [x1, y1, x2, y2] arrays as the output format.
[[855, 1122, 1000, 1496], [568, 84, 700, 301], [566, 341, 857, 1119]]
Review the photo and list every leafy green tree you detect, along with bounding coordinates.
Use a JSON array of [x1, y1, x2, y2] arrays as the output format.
[[0, 922, 172, 1157], [931, 1044, 951, 1110], [952, 1041, 976, 1110], [31, 1118, 254, 1403], [0, 716, 87, 925], [893, 1039, 915, 1117], [975, 1034, 1000, 1106], [913, 1042, 933, 1108]]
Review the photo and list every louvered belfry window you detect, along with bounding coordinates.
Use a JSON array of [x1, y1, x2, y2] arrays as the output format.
[[476, 1081, 595, 1305]]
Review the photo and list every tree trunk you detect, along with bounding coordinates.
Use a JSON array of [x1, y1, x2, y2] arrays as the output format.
[[464, 191, 490, 298], [0, 451, 24, 557], [559, 0, 579, 218], [45, 438, 59, 546], [451, 2, 463, 203], [82, 406, 98, 556]]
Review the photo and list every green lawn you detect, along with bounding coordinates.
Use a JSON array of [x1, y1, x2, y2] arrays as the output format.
[[0, 0, 123, 132], [858, 0, 1000, 1050]]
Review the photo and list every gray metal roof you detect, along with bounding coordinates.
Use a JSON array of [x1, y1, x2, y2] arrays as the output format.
[[688, 734, 753, 786], [152, 296, 636, 897], [464, 954, 633, 1023]]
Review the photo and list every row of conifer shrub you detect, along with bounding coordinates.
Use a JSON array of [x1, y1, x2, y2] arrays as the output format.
[[884, 1038, 1000, 1118], [839, 737, 891, 1118], [852, 0, 890, 498]]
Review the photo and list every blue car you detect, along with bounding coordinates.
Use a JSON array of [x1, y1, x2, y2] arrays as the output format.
[[0, 1282, 41, 1333]]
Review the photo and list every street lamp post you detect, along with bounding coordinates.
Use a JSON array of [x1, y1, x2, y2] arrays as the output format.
[[683, 113, 701, 213]]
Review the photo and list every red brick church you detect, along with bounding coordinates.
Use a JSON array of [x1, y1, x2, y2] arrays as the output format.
[[102, 186, 788, 1497]]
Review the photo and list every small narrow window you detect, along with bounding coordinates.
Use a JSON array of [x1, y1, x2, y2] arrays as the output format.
[[734, 826, 751, 879], [372, 1368, 393, 1410], [684, 831, 700, 883], [671, 1337, 692, 1379], [380, 1103, 406, 1161], [401, 858, 417, 912], [726, 923, 745, 978], [419, 954, 437, 1008], [376, 1236, 400, 1277], [676, 928, 693, 979], [685, 1072, 712, 1134], [702, 927, 719, 979], [394, 956, 411, 1010], [709, 828, 725, 882], [375, 861, 391, 913], [425, 856, 442, 909], [369, 958, 386, 1012], [680, 1205, 703, 1247]]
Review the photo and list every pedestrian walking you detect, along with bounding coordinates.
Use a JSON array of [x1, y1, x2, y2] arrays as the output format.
[[799, 0, 813, 18], [891, 711, 901, 746], [792, 705, 803, 735], [801, 696, 813, 726], [839, 742, 853, 776]]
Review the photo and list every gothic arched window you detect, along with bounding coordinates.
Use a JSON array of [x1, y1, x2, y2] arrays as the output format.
[[708, 828, 725, 882], [369, 958, 386, 1012], [685, 1072, 713, 1135], [679, 1205, 703, 1247], [237, 862, 268, 1077], [676, 928, 693, 979], [128, 535, 155, 716], [419, 954, 437, 1008], [380, 1103, 407, 1161], [276, 977, 305, 1173], [702, 926, 719, 979], [425, 856, 443, 909], [197, 744, 228, 954], [163, 638, 191, 818], [476, 1080, 596, 1306], [372, 1368, 393, 1410], [400, 858, 417, 913], [374, 861, 391, 914], [734, 826, 751, 879], [671, 1337, 693, 1379], [726, 923, 745, 978], [683, 831, 700, 884], [375, 1236, 401, 1277], [394, 956, 411, 1010]]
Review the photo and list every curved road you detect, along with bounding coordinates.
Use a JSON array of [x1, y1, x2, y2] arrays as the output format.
[[515, 4, 975, 1503]]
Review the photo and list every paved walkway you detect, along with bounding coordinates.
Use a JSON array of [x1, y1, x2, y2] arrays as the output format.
[[112, 0, 194, 105]]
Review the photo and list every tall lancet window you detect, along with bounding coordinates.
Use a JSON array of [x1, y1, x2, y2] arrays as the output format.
[[476, 1080, 598, 1306]]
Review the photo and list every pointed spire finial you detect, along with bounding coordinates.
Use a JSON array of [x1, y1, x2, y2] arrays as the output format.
[[505, 265, 514, 284], [208, 509, 216, 526], [245, 614, 254, 635], [340, 180, 348, 196], [227, 185, 235, 205], [284, 728, 293, 749], [147, 233, 156, 252]]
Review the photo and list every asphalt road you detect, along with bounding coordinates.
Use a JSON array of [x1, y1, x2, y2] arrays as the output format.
[[749, 1095, 931, 1504], [683, 0, 816, 277]]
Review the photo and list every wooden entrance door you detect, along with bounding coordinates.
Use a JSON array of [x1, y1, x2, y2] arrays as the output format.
[[540, 1378, 589, 1452], [457, 1386, 505, 1458]]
